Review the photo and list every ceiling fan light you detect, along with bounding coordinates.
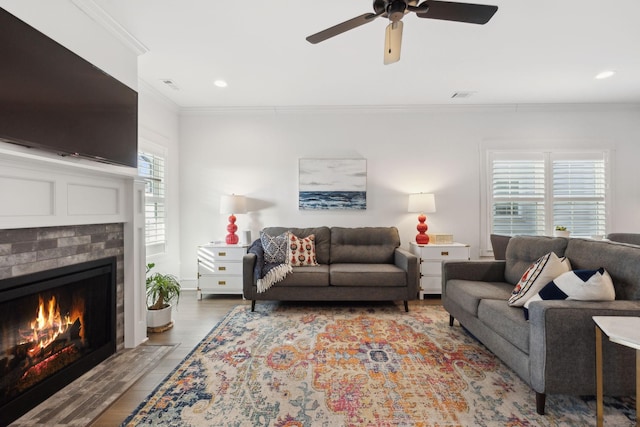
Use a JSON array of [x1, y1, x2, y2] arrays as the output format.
[[384, 20, 403, 65]]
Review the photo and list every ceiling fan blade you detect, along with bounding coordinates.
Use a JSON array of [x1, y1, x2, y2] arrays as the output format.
[[416, 1, 498, 24], [306, 12, 381, 44], [384, 21, 403, 65]]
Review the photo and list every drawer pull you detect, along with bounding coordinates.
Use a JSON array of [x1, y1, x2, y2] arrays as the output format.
[[441, 251, 449, 256], [218, 251, 227, 257], [218, 266, 226, 271], [218, 280, 226, 285]]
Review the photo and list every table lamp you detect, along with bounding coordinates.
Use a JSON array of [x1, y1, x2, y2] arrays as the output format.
[[219, 194, 246, 244], [408, 193, 436, 244]]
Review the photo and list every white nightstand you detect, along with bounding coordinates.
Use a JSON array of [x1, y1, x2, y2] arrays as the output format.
[[410, 242, 470, 298], [196, 244, 248, 300]]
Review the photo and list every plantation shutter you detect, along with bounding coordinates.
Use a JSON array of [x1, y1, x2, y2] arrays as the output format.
[[138, 151, 166, 253], [490, 153, 545, 236], [552, 153, 606, 237]]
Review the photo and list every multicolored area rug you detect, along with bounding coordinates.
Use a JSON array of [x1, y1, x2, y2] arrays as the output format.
[[123, 303, 635, 426]]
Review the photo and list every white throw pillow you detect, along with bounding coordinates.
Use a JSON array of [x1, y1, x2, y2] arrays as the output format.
[[523, 268, 615, 319], [508, 252, 571, 307]]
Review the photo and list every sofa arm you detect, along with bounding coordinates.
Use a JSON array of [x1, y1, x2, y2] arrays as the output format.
[[394, 248, 419, 297], [528, 299, 640, 395], [243, 253, 257, 299]]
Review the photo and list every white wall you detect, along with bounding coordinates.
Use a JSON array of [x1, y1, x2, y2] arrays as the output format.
[[178, 104, 640, 285], [138, 84, 182, 277]]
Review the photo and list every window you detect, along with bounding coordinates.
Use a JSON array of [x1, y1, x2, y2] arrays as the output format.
[[484, 150, 608, 252], [138, 151, 166, 255]]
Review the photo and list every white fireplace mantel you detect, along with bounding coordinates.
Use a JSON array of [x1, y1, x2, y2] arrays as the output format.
[[0, 142, 147, 348]]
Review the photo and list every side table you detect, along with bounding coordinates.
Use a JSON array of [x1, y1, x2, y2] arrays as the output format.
[[410, 242, 470, 299], [592, 316, 640, 427], [197, 243, 248, 300]]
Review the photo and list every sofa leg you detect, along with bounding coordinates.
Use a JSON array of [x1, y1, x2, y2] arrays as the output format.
[[404, 301, 409, 312], [449, 315, 454, 327], [535, 392, 546, 415], [251, 300, 256, 312]]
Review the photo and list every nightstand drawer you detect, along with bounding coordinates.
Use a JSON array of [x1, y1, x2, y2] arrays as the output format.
[[419, 246, 470, 260], [421, 261, 442, 275], [198, 275, 243, 289], [198, 261, 243, 276], [198, 246, 246, 261]]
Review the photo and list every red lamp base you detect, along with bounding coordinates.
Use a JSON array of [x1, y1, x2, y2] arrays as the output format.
[[225, 214, 239, 244], [415, 213, 430, 245]]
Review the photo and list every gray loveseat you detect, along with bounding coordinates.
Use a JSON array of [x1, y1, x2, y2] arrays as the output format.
[[243, 226, 419, 312], [443, 235, 640, 414]]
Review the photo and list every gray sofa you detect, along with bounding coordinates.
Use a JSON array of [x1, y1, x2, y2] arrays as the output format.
[[443, 235, 640, 414], [243, 226, 419, 312]]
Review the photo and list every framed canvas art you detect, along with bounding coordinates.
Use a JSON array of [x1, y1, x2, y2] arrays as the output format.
[[298, 159, 367, 210]]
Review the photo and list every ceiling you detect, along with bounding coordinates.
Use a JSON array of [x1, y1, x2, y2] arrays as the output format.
[[92, 0, 640, 109]]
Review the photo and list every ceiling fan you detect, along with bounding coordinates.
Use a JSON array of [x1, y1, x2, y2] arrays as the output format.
[[306, 0, 498, 64]]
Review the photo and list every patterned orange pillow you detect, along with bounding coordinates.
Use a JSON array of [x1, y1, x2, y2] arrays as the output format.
[[287, 233, 319, 267]]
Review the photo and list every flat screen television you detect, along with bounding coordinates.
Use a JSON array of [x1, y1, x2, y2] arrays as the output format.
[[0, 7, 138, 168]]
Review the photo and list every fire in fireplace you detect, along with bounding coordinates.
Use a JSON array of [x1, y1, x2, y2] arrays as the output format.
[[0, 257, 116, 425]]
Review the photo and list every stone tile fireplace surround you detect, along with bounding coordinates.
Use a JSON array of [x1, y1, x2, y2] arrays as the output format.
[[0, 223, 126, 348]]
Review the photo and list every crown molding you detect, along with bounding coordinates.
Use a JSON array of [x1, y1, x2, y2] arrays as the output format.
[[70, 0, 149, 55], [179, 103, 640, 116]]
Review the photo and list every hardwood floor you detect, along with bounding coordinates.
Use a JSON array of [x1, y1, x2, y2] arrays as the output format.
[[91, 291, 440, 426]]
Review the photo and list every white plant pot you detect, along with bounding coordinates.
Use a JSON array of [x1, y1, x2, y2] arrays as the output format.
[[553, 230, 570, 238], [146, 304, 172, 328]]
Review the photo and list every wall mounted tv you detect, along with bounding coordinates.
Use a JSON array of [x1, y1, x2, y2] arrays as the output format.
[[0, 8, 138, 168]]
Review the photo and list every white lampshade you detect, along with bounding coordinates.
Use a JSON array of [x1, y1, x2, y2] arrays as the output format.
[[408, 193, 436, 213], [219, 194, 247, 214]]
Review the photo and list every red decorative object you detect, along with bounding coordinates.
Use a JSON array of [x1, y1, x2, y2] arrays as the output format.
[[415, 213, 430, 245], [225, 214, 239, 244]]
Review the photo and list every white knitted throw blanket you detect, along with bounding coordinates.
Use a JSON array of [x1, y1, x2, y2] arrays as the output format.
[[256, 262, 292, 293]]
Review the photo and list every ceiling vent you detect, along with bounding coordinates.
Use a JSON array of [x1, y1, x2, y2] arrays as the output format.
[[161, 79, 180, 90], [451, 91, 475, 99]]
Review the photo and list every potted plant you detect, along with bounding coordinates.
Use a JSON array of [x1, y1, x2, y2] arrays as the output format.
[[146, 262, 181, 330], [553, 226, 570, 238]]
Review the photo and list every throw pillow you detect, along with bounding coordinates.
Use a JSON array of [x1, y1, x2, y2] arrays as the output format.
[[260, 231, 288, 263], [508, 252, 571, 307], [288, 233, 318, 267], [523, 268, 615, 319]]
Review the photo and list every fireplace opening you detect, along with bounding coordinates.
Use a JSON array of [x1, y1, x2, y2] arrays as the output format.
[[0, 257, 117, 425]]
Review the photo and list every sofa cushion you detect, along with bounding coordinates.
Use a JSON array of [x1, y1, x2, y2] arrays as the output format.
[[288, 233, 319, 267], [263, 227, 331, 264], [260, 231, 288, 263], [275, 265, 330, 287], [330, 227, 400, 264], [508, 252, 571, 307], [504, 236, 569, 285], [330, 263, 406, 287], [445, 280, 513, 317], [523, 268, 615, 319], [478, 299, 530, 354], [565, 238, 640, 300]]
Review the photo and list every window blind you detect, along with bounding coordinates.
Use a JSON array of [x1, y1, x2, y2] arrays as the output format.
[[491, 157, 545, 236], [138, 152, 166, 247], [487, 150, 608, 239], [552, 158, 606, 237]]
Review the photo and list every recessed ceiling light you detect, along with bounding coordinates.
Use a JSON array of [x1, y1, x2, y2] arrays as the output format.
[[214, 79, 228, 88], [595, 70, 615, 80]]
